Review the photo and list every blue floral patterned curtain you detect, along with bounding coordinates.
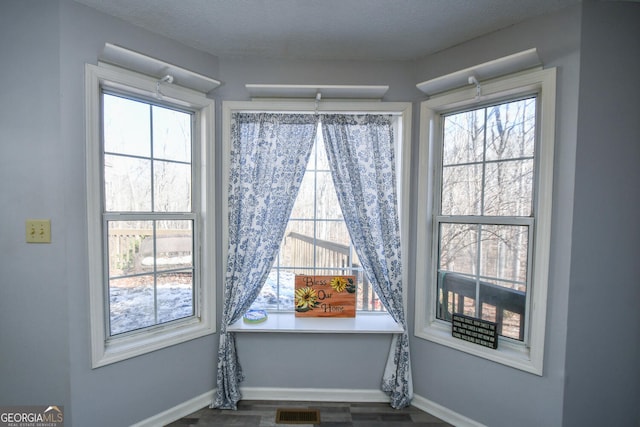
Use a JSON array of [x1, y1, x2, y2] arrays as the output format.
[[213, 113, 317, 409], [320, 114, 413, 409]]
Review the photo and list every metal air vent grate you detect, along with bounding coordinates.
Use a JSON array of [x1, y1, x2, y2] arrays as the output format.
[[275, 408, 321, 424]]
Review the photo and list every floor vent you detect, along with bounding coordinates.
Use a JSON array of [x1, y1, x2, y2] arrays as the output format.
[[275, 408, 321, 424]]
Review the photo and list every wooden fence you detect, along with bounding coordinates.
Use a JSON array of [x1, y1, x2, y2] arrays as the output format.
[[107, 229, 191, 275]]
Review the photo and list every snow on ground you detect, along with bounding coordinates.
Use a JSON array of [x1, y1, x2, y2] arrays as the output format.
[[109, 283, 194, 335], [109, 271, 295, 335], [250, 270, 295, 311]]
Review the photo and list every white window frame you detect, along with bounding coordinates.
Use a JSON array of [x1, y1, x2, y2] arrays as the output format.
[[222, 100, 411, 333], [86, 63, 216, 368], [414, 68, 556, 374]]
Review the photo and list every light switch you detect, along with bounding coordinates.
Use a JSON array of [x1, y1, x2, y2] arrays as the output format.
[[26, 219, 51, 243]]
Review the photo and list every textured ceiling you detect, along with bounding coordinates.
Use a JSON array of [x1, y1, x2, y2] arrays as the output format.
[[73, 0, 582, 61]]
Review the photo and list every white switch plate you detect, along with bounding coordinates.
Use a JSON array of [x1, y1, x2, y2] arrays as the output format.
[[26, 219, 51, 243]]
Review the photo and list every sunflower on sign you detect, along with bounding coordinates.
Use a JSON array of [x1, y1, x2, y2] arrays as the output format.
[[295, 287, 320, 312], [330, 276, 356, 293]]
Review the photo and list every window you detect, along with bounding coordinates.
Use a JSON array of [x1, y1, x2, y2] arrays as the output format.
[[86, 63, 216, 367], [223, 101, 411, 320], [415, 68, 556, 374], [249, 125, 385, 313]]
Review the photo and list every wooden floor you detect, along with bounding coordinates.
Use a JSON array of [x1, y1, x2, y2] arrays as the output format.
[[166, 400, 453, 426]]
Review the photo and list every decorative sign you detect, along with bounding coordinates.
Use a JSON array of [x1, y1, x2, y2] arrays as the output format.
[[294, 275, 356, 318], [452, 313, 498, 349]]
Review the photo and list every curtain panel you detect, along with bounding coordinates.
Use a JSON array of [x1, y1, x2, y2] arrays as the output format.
[[321, 114, 413, 408], [213, 113, 317, 409]]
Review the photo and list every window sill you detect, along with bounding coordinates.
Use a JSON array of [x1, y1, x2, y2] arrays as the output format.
[[94, 316, 215, 368], [415, 320, 542, 375], [227, 312, 404, 334]]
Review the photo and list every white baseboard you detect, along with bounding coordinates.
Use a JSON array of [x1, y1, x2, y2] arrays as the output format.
[[240, 386, 390, 402], [129, 388, 485, 427], [411, 394, 487, 427], [129, 389, 214, 427]]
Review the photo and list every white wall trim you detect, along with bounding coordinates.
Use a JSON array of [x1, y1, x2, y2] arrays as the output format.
[[85, 63, 217, 368], [129, 389, 486, 427], [100, 43, 221, 93], [411, 394, 487, 427], [228, 311, 403, 333], [128, 387, 387, 426], [130, 390, 214, 427], [414, 67, 557, 375], [240, 386, 390, 402], [245, 84, 389, 99], [416, 48, 541, 97]]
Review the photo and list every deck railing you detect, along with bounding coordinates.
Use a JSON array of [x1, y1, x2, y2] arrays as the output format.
[[107, 229, 191, 275], [438, 272, 526, 340], [285, 231, 383, 311]]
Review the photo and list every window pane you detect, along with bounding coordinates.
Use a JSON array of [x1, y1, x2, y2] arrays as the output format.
[[253, 270, 296, 310], [485, 98, 536, 161], [443, 109, 484, 166], [107, 220, 153, 277], [104, 154, 151, 212], [500, 309, 524, 340], [109, 270, 195, 335], [316, 171, 342, 219], [152, 105, 191, 162], [479, 278, 526, 340], [437, 272, 477, 319], [316, 220, 351, 246], [290, 172, 314, 219], [155, 220, 194, 272], [441, 164, 482, 215], [106, 220, 195, 336], [315, 221, 351, 269], [280, 221, 314, 267], [354, 270, 381, 311], [103, 94, 150, 157], [484, 159, 533, 216], [439, 223, 478, 276], [156, 271, 194, 324], [480, 225, 529, 284], [109, 274, 155, 335], [153, 160, 192, 212], [315, 127, 330, 171]]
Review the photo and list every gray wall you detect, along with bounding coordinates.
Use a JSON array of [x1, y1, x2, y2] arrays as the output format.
[[2, 1, 638, 426], [1, 1, 220, 426], [58, 2, 220, 426], [410, 6, 582, 427], [563, 2, 640, 426], [0, 0, 69, 408]]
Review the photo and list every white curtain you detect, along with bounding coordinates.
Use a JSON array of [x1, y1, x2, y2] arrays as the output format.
[[321, 114, 413, 408], [213, 113, 317, 409]]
